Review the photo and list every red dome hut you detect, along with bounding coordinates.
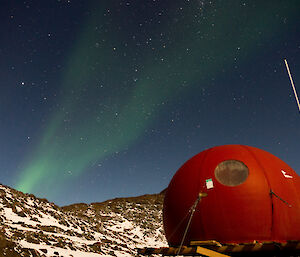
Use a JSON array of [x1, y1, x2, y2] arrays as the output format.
[[163, 145, 300, 246]]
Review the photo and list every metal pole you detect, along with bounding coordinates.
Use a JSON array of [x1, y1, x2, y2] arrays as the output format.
[[176, 192, 207, 256], [284, 59, 300, 112]]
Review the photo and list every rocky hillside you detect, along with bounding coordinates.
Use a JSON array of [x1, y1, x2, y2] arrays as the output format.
[[0, 184, 167, 256]]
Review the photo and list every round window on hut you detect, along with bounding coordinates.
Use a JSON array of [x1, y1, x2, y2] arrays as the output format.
[[214, 160, 249, 186]]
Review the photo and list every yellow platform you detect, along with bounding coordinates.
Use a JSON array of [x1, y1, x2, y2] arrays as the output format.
[[137, 240, 300, 256]]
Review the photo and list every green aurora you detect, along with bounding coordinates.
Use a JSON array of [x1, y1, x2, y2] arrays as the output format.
[[15, 1, 298, 197]]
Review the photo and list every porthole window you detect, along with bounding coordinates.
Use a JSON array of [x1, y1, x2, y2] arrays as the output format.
[[214, 160, 249, 186]]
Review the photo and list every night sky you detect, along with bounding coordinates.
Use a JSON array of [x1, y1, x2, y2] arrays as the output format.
[[1, 0, 300, 206]]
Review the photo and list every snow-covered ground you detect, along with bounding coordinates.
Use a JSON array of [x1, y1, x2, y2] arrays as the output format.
[[0, 184, 167, 256]]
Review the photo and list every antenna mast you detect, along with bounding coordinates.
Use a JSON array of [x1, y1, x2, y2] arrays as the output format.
[[284, 59, 300, 112]]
